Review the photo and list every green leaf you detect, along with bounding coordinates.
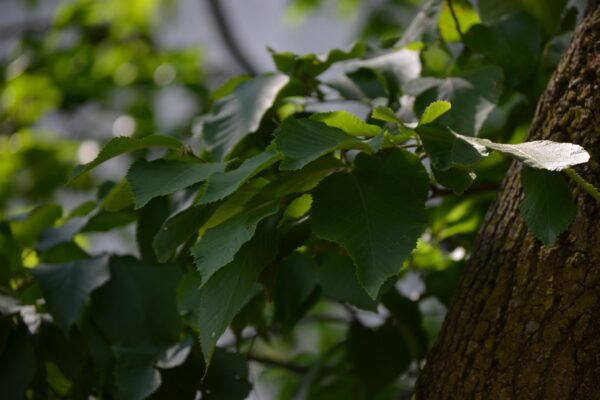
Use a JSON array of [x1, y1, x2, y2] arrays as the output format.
[[255, 156, 344, 201], [69, 135, 183, 182], [271, 42, 366, 77], [416, 123, 488, 170], [153, 204, 218, 263], [114, 348, 162, 400], [275, 118, 380, 171], [433, 168, 476, 195], [127, 159, 224, 209], [371, 106, 403, 125], [201, 349, 252, 400], [90, 256, 182, 348], [469, 137, 590, 171], [11, 204, 62, 247], [274, 252, 319, 327], [136, 197, 170, 263], [310, 110, 381, 137], [347, 321, 411, 393], [0, 326, 35, 400], [318, 253, 377, 311], [102, 179, 135, 212], [419, 100, 452, 125], [519, 167, 576, 245], [311, 150, 429, 298], [438, 0, 480, 42], [191, 222, 277, 364], [31, 256, 110, 333], [396, 0, 444, 46], [405, 66, 504, 136], [192, 200, 279, 286], [200, 73, 290, 160], [200, 149, 281, 204]]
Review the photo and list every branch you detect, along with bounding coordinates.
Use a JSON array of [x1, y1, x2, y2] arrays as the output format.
[[246, 353, 308, 374], [206, 0, 258, 76], [446, 0, 465, 42]]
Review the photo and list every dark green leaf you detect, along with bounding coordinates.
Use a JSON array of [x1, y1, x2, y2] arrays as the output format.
[[153, 204, 218, 263], [189, 222, 277, 364], [271, 42, 366, 77], [0, 326, 35, 400], [11, 204, 62, 247], [127, 159, 224, 209], [275, 118, 380, 171], [433, 167, 476, 194], [416, 123, 488, 170], [347, 321, 411, 394], [520, 167, 576, 244], [311, 150, 429, 298], [200, 149, 281, 204], [192, 200, 279, 286], [114, 348, 162, 400], [31, 256, 110, 333], [91, 256, 182, 348], [201, 349, 252, 400], [136, 197, 170, 263], [274, 252, 319, 327], [200, 73, 289, 160], [405, 66, 504, 136], [69, 135, 183, 182], [318, 253, 377, 311]]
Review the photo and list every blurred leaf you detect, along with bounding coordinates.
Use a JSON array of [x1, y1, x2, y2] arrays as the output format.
[[419, 100, 452, 125], [31, 256, 110, 333], [201, 349, 252, 400], [11, 204, 62, 248], [69, 135, 184, 182], [310, 111, 381, 137], [438, 0, 480, 42], [274, 252, 319, 327], [406, 66, 504, 136], [0, 326, 35, 400], [91, 256, 182, 348], [433, 167, 476, 194]]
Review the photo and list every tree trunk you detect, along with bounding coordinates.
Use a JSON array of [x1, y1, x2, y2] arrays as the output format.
[[415, 3, 600, 399]]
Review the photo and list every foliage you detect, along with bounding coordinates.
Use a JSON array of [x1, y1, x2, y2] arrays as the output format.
[[0, 0, 595, 399]]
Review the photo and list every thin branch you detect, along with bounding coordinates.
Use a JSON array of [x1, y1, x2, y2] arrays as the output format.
[[246, 353, 308, 374], [206, 0, 258, 76], [446, 0, 466, 42], [565, 168, 600, 203]]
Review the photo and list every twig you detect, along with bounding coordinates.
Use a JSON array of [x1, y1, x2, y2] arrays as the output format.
[[206, 0, 258, 76], [565, 168, 600, 203], [246, 353, 308, 374], [447, 0, 465, 42]]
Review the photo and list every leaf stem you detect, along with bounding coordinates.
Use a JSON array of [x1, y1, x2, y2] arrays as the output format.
[[565, 168, 600, 203]]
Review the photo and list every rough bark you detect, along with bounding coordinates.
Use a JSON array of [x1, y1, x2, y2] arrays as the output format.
[[415, 3, 600, 399]]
